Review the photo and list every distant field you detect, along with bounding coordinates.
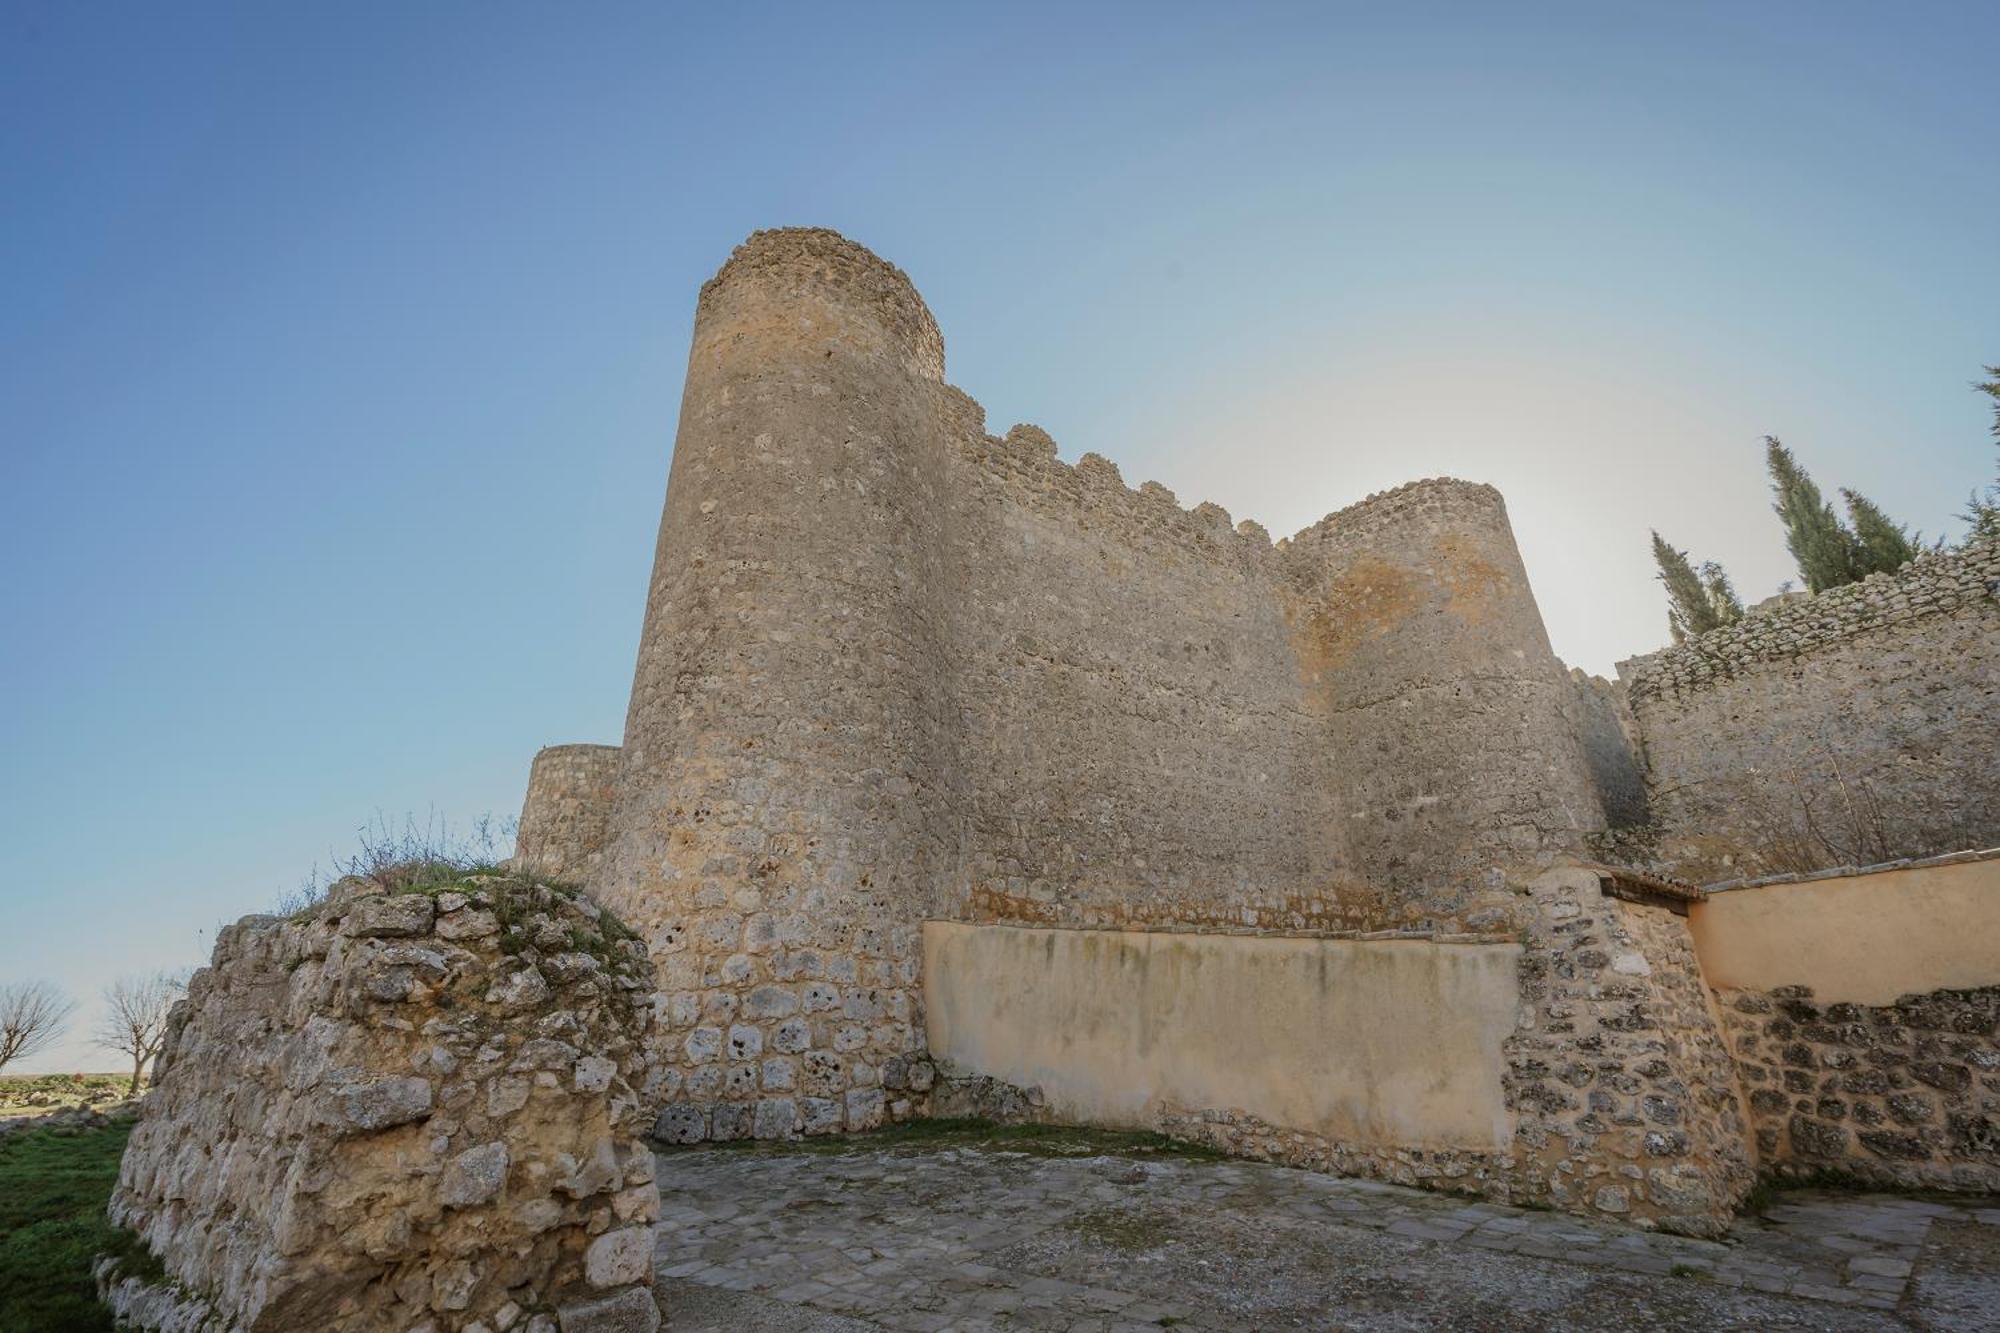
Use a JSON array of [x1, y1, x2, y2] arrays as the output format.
[[0, 1075, 135, 1116]]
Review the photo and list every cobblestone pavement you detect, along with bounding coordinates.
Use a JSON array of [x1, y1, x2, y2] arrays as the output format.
[[652, 1132, 2000, 1331]]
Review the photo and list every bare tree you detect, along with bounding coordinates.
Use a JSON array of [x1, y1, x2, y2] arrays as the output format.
[[0, 981, 75, 1074], [96, 972, 188, 1097]]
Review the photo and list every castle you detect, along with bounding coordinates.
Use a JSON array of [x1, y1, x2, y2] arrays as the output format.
[[97, 230, 1997, 1332], [511, 228, 2000, 1230]]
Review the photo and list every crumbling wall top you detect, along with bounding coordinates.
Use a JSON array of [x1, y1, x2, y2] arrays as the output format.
[[1622, 538, 2000, 702]]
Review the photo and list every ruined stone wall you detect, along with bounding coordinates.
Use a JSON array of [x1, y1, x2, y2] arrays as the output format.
[[108, 875, 661, 1333], [514, 744, 623, 885], [1621, 539, 2000, 882], [576, 228, 1604, 1144]]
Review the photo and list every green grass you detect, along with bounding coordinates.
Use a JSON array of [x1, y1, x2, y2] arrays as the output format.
[[0, 1119, 149, 1333], [689, 1115, 1228, 1161]]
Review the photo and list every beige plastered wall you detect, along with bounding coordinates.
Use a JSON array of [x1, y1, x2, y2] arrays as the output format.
[[1689, 855, 2000, 1005], [923, 921, 1521, 1150]]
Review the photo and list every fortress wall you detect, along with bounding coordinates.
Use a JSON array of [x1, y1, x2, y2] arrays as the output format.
[[937, 420, 1366, 934], [513, 743, 622, 885], [1563, 669, 1649, 829], [1285, 482, 1607, 923], [1623, 540, 2000, 883]]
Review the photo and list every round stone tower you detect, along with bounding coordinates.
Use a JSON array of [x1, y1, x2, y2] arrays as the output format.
[[1286, 479, 1605, 926], [513, 742, 622, 886], [602, 229, 961, 1141]]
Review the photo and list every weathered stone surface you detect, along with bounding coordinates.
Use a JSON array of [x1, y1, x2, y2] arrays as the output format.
[[583, 1226, 653, 1289], [440, 1142, 509, 1208], [1716, 979, 2000, 1192], [106, 874, 662, 1331]]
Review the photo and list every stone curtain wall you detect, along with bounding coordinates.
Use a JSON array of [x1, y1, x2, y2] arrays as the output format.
[[585, 229, 1605, 1145], [938, 420, 1348, 936], [514, 744, 623, 885], [1563, 669, 1649, 829], [107, 876, 662, 1333], [1621, 539, 2000, 882]]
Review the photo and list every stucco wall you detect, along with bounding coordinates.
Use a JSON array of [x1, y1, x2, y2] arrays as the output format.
[[1690, 852, 2000, 1005], [1621, 540, 2000, 883], [923, 921, 1520, 1150]]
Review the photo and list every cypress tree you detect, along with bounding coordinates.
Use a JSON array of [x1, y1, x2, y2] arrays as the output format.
[[1700, 561, 1745, 625], [1964, 367, 2000, 545], [1766, 437, 1863, 592], [1651, 531, 1732, 642], [1841, 489, 1918, 573]]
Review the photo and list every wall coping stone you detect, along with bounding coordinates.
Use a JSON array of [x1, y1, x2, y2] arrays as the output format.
[[1704, 845, 2000, 894]]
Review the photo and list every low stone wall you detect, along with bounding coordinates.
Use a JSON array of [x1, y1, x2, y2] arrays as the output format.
[[1692, 851, 2000, 1193], [1621, 539, 2000, 882], [921, 867, 1753, 1235], [107, 874, 662, 1333], [514, 744, 622, 886], [1716, 982, 2000, 1193]]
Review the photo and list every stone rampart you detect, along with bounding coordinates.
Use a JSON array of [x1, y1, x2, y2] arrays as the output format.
[[106, 874, 662, 1333], [1620, 539, 2000, 882]]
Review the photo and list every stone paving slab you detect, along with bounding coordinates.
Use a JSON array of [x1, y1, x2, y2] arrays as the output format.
[[655, 1137, 2000, 1330]]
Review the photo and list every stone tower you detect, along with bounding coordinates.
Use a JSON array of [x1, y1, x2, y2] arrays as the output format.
[[598, 230, 961, 1139], [1286, 479, 1607, 924]]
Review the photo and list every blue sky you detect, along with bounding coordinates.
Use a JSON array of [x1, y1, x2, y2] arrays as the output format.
[[4, 2, 1995, 1070]]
